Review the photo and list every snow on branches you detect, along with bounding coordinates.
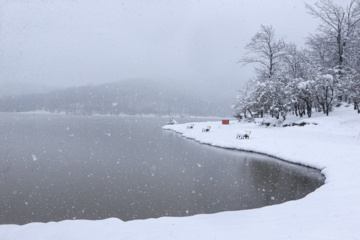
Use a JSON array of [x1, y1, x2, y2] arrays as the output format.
[[234, 0, 360, 120]]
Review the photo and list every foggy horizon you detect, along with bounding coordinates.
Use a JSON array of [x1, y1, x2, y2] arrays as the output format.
[[0, 0, 325, 96]]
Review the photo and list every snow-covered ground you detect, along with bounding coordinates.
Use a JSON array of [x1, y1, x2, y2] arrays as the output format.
[[1, 106, 360, 239]]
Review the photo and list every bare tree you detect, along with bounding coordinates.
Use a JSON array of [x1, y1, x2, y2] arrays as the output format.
[[282, 43, 310, 79], [241, 25, 286, 78], [306, 33, 335, 68], [306, 0, 360, 69]]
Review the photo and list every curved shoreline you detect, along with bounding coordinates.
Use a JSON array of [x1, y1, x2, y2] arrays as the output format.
[[1, 107, 359, 240], [163, 128, 325, 173]]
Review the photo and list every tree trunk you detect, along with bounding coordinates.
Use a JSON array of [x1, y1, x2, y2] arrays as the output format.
[[307, 108, 312, 118], [325, 102, 331, 116], [275, 111, 279, 119]]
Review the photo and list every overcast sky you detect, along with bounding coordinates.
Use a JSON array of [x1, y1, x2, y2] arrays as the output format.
[[0, 0, 331, 94]]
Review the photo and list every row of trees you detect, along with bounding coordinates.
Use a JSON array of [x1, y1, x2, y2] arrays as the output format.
[[233, 0, 360, 120]]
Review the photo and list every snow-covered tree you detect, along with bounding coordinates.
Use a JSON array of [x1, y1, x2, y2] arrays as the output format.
[[233, 82, 255, 119], [314, 72, 340, 116], [234, 0, 360, 120], [284, 77, 316, 118], [342, 69, 360, 112]]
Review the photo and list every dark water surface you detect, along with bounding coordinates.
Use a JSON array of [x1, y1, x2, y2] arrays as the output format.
[[0, 113, 324, 225]]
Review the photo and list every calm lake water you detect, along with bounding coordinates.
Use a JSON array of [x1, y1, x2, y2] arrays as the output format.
[[0, 113, 324, 225]]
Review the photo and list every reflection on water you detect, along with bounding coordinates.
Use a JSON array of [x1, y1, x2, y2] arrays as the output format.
[[0, 113, 324, 225]]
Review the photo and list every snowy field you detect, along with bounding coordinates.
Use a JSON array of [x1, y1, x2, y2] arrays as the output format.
[[1, 106, 360, 239]]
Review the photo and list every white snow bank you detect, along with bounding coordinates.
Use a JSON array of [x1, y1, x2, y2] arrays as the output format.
[[1, 106, 360, 239]]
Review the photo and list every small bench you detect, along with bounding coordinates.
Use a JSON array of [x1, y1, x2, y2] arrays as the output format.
[[202, 126, 211, 132], [236, 131, 251, 139]]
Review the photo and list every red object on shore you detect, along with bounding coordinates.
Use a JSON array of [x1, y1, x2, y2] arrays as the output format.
[[222, 120, 229, 124]]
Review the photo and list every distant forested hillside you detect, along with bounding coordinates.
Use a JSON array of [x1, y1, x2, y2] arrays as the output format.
[[0, 79, 232, 117]]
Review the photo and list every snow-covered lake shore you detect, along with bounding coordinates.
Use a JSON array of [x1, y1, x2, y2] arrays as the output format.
[[1, 106, 359, 239]]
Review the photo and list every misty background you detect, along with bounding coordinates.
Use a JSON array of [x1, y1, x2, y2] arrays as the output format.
[[0, 0, 322, 116]]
